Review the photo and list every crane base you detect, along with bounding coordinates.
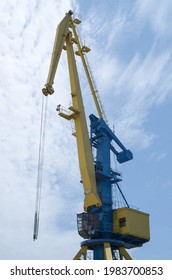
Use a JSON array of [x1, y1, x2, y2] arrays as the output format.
[[73, 240, 132, 260]]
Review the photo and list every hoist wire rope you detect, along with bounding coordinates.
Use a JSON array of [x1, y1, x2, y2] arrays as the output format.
[[116, 182, 130, 208], [33, 94, 48, 241]]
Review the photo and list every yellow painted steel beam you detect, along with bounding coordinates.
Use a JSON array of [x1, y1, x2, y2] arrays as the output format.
[[66, 32, 102, 210], [119, 247, 132, 260], [41, 11, 101, 210], [104, 242, 113, 260], [42, 11, 72, 96], [70, 22, 104, 120], [73, 245, 88, 260]]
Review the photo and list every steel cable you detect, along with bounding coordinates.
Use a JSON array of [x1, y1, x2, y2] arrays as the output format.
[[33, 95, 48, 241]]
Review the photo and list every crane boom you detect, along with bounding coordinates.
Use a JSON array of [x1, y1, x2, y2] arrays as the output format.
[[42, 11, 102, 210], [42, 11, 71, 96], [70, 22, 105, 121], [65, 32, 102, 209]]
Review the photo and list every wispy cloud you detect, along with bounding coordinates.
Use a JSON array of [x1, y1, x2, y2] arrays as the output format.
[[79, 0, 172, 149], [0, 0, 80, 260]]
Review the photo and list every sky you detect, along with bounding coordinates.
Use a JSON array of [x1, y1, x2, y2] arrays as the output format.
[[0, 0, 172, 260]]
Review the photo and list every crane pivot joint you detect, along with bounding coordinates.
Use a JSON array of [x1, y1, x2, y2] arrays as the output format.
[[42, 84, 54, 96]]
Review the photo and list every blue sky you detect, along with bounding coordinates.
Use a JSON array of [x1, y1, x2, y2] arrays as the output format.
[[0, 0, 172, 260]]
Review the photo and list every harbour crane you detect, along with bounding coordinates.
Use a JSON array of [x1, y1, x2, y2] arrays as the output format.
[[34, 11, 150, 260]]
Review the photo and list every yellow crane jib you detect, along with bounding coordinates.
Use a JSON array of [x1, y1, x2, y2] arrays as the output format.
[[42, 11, 73, 96], [42, 11, 102, 210]]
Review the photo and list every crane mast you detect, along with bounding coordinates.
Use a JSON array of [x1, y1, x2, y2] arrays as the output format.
[[38, 11, 150, 260]]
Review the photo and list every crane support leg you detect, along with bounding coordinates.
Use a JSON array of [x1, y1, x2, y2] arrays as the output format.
[[104, 242, 113, 260], [73, 245, 88, 260], [119, 247, 132, 260]]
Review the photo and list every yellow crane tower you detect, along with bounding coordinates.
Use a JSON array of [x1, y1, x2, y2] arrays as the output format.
[[34, 11, 150, 260]]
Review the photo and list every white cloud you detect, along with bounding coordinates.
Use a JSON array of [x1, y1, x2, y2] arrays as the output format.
[[149, 151, 167, 162], [0, 0, 81, 260], [79, 0, 172, 149], [136, 0, 172, 36]]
